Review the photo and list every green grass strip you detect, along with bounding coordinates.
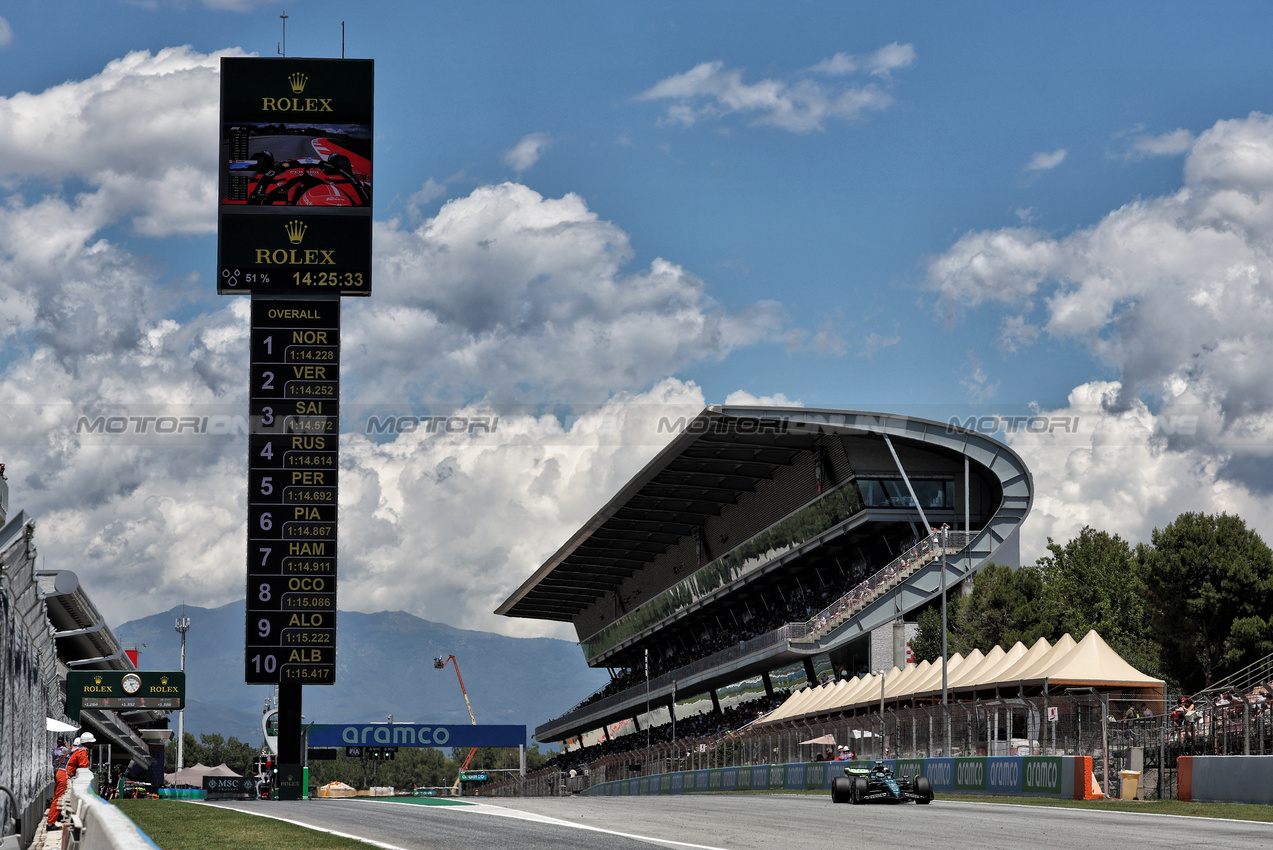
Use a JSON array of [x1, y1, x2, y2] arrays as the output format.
[[360, 795, 474, 806], [114, 800, 377, 850]]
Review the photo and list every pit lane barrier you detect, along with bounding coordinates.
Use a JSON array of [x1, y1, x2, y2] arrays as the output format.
[[56, 769, 158, 850], [585, 755, 1101, 800]]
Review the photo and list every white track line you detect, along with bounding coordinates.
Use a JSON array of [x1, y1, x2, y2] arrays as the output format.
[[361, 798, 735, 849], [937, 797, 1273, 825], [193, 802, 410, 850]]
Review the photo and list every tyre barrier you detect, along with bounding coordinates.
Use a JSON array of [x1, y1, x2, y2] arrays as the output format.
[[586, 755, 1091, 800]]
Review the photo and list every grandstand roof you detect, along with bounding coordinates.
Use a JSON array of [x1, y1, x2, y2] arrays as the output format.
[[497, 405, 1033, 624], [496, 406, 812, 622]]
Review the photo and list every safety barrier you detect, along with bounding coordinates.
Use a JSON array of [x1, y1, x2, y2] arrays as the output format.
[[584, 755, 1089, 800], [1178, 755, 1273, 805], [59, 769, 158, 850]]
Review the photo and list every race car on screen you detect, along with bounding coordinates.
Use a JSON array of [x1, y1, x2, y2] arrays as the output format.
[[234, 149, 371, 206], [830, 761, 934, 804]]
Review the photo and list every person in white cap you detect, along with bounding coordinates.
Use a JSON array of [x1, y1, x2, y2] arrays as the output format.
[[47, 733, 93, 831]]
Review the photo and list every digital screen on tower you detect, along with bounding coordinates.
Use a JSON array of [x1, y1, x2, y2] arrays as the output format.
[[217, 57, 373, 296], [244, 297, 339, 684]]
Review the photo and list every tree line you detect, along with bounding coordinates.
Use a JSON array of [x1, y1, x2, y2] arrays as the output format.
[[910, 511, 1273, 694], [164, 734, 547, 791]]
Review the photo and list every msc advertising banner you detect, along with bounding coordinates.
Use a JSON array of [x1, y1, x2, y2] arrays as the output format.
[[218, 57, 373, 296]]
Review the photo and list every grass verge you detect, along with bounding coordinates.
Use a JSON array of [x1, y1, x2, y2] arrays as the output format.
[[114, 800, 374, 850]]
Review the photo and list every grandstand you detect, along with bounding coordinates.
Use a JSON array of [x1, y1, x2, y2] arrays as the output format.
[[497, 406, 1033, 753]]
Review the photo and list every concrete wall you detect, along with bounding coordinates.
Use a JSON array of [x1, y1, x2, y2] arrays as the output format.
[[1179, 755, 1273, 805]]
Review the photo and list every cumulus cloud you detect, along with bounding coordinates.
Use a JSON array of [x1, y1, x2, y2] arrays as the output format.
[[930, 111, 1273, 559], [0, 50, 789, 634], [502, 132, 555, 172], [1000, 383, 1268, 564], [0, 17, 12, 48], [723, 390, 802, 407], [350, 182, 783, 402], [0, 46, 235, 236], [638, 44, 915, 133], [336, 380, 707, 635]]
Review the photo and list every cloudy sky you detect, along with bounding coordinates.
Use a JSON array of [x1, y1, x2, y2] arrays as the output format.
[[3, 1, 1273, 642]]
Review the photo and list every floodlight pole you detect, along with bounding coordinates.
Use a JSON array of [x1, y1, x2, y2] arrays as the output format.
[[645, 648, 651, 770], [941, 525, 950, 757], [175, 609, 191, 771]]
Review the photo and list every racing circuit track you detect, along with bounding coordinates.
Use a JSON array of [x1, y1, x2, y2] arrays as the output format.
[[204, 794, 1270, 850]]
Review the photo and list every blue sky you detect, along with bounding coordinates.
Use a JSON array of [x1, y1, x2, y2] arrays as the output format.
[[3, 1, 1273, 636]]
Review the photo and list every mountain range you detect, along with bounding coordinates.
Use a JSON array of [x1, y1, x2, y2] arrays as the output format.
[[113, 602, 609, 748]]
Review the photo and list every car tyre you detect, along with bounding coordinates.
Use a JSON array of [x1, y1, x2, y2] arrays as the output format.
[[831, 777, 851, 804], [915, 775, 933, 804], [852, 776, 869, 804]]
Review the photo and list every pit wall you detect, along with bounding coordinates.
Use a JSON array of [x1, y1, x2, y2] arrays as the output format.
[[585, 755, 1086, 799], [1178, 756, 1273, 805]]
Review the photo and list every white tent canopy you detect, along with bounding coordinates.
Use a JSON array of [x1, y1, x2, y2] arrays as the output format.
[[760, 630, 1164, 727], [165, 763, 242, 786]]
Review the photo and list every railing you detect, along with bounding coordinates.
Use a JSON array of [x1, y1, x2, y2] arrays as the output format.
[[541, 530, 979, 736], [493, 693, 1129, 798], [1190, 649, 1273, 705], [541, 628, 792, 733], [580, 480, 867, 663], [788, 530, 975, 643]]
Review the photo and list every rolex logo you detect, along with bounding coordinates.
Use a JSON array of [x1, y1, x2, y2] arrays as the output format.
[[160, 676, 169, 685], [289, 72, 308, 93], [285, 220, 307, 244], [94, 676, 102, 685]]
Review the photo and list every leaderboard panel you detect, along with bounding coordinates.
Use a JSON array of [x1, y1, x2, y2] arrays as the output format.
[[247, 297, 339, 684]]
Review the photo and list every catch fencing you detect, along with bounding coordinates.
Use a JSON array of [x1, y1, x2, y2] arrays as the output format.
[[490, 690, 1273, 801], [490, 693, 1116, 798], [0, 513, 60, 848]]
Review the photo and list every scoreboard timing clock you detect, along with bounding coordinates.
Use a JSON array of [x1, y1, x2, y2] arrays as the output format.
[[245, 297, 339, 684]]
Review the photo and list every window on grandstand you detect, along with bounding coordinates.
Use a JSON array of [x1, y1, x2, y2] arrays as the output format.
[[855, 478, 954, 510]]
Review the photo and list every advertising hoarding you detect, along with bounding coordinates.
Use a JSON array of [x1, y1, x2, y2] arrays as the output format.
[[218, 58, 373, 296]]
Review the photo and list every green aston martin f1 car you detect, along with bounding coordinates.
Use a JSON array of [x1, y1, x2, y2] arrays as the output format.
[[831, 761, 934, 804]]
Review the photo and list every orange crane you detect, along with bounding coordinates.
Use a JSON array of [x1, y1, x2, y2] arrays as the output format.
[[433, 655, 479, 794]]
